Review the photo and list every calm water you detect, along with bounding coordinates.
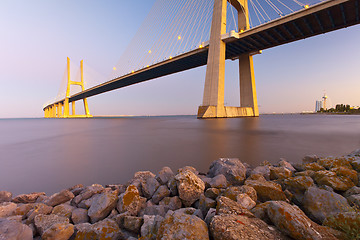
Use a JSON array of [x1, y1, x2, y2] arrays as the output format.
[[0, 114, 359, 196]]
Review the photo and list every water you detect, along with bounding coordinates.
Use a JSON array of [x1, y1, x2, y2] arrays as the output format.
[[0, 114, 359, 196]]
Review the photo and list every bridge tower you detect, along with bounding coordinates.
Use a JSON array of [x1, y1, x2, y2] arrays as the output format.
[[198, 0, 259, 118]]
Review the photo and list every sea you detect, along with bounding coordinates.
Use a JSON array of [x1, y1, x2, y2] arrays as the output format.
[[0, 114, 359, 196]]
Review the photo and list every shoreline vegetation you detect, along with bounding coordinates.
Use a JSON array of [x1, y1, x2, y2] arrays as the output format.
[[1, 151, 360, 239], [317, 104, 360, 115]]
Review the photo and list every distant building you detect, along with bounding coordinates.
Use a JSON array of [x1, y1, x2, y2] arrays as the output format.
[[315, 100, 323, 112]]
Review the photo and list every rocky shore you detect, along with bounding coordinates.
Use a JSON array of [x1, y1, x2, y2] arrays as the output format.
[[1, 150, 360, 240]]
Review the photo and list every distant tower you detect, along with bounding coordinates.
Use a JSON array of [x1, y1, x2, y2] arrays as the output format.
[[315, 100, 323, 112], [322, 93, 328, 110]]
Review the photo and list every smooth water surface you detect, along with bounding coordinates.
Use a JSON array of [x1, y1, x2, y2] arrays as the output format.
[[0, 114, 359, 195]]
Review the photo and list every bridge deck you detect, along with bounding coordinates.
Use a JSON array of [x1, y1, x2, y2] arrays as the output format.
[[45, 0, 359, 109]]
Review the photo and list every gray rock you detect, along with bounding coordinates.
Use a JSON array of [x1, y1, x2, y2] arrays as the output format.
[[346, 194, 360, 207], [351, 159, 360, 171], [208, 158, 247, 185], [106, 184, 127, 194], [0, 191, 12, 203], [302, 155, 320, 164], [141, 204, 169, 217], [122, 216, 143, 233], [78, 194, 97, 209], [251, 165, 271, 180], [344, 186, 360, 197], [44, 189, 75, 207], [26, 203, 53, 224], [167, 177, 178, 196], [51, 203, 74, 219], [151, 185, 170, 204], [34, 214, 69, 235], [303, 186, 351, 223], [141, 177, 160, 199], [216, 196, 254, 217], [159, 196, 182, 211], [210, 214, 289, 240], [175, 170, 205, 207], [0, 219, 33, 240], [0, 202, 17, 218], [72, 184, 104, 205], [348, 149, 360, 157], [140, 214, 164, 239], [117, 185, 146, 216], [71, 208, 89, 224], [156, 166, 175, 185], [236, 193, 256, 210], [267, 201, 337, 240], [41, 222, 74, 240], [12, 192, 45, 204], [157, 211, 209, 240], [88, 190, 118, 223], [209, 174, 229, 189], [204, 188, 220, 200], [251, 202, 272, 224], [204, 208, 216, 225], [198, 194, 216, 217]]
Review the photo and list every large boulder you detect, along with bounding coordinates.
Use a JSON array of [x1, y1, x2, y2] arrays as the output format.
[[140, 214, 164, 239], [74, 219, 123, 240], [208, 158, 247, 185], [283, 176, 314, 204], [71, 208, 89, 224], [175, 170, 205, 207], [302, 187, 351, 223], [41, 222, 74, 240], [156, 211, 209, 240], [0, 219, 33, 240], [210, 214, 289, 240], [51, 203, 74, 219], [34, 214, 69, 235], [313, 170, 354, 191], [245, 176, 287, 202], [72, 184, 104, 206], [216, 196, 253, 217], [250, 166, 271, 180], [151, 185, 170, 204], [25, 203, 53, 223], [12, 192, 45, 204], [44, 189, 75, 207], [117, 185, 146, 216], [269, 167, 292, 180], [0, 202, 17, 218], [156, 167, 175, 185], [141, 177, 160, 199], [88, 190, 118, 223], [267, 201, 338, 240], [0, 191, 12, 203]]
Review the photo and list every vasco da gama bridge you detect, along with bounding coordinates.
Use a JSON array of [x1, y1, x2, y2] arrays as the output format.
[[43, 0, 360, 119]]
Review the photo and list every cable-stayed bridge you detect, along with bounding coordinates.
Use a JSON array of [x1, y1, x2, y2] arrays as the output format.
[[43, 0, 360, 118]]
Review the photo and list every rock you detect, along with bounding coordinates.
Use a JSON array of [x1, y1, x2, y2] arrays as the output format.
[[302, 155, 320, 164], [318, 156, 353, 170], [75, 219, 123, 240], [34, 214, 69, 235], [175, 170, 205, 207], [51, 204, 74, 219], [73, 223, 97, 239], [167, 177, 178, 196], [278, 159, 296, 172], [141, 204, 169, 217], [210, 214, 289, 240], [0, 202, 17, 218], [0, 191, 12, 203], [151, 185, 170, 204], [88, 190, 118, 223], [41, 223, 74, 240], [216, 196, 254, 217], [156, 167, 175, 185], [159, 196, 182, 211], [178, 166, 198, 174], [141, 177, 160, 199], [198, 194, 216, 216], [122, 216, 143, 233], [349, 149, 360, 157], [245, 177, 287, 202], [251, 165, 271, 180], [347, 194, 360, 207], [106, 184, 126, 194], [323, 211, 360, 239], [44, 190, 75, 207], [269, 167, 292, 180], [77, 194, 97, 209], [302, 187, 351, 223], [283, 176, 314, 193], [236, 193, 256, 210], [72, 184, 104, 206], [221, 186, 244, 201], [313, 170, 354, 191], [344, 186, 360, 197], [204, 188, 220, 200], [351, 159, 360, 172], [201, 177, 212, 189], [157, 211, 209, 240], [71, 208, 89, 224], [208, 158, 247, 185], [204, 208, 216, 225], [294, 170, 315, 177], [12, 192, 45, 204], [117, 185, 146, 216], [304, 162, 325, 171], [209, 174, 229, 189], [26, 203, 53, 223], [36, 195, 49, 203], [251, 202, 272, 224], [331, 166, 359, 184], [0, 219, 33, 240], [267, 201, 338, 240], [140, 214, 164, 239]]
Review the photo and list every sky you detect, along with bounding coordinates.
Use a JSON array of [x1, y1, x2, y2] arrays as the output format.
[[0, 0, 359, 118]]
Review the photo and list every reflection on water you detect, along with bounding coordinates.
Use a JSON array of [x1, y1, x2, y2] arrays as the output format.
[[0, 114, 359, 195]]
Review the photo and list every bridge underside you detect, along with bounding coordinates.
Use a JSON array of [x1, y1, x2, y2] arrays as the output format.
[[45, 0, 360, 111]]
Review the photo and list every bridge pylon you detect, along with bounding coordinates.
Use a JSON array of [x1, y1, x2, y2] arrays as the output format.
[[198, 0, 259, 118], [44, 58, 92, 118]]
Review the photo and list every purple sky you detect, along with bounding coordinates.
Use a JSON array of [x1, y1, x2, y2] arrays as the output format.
[[0, 0, 359, 118]]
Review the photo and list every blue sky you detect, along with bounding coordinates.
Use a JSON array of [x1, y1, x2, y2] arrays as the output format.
[[0, 0, 359, 118]]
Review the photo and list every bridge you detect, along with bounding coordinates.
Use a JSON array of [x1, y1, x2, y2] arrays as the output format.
[[43, 0, 360, 118]]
